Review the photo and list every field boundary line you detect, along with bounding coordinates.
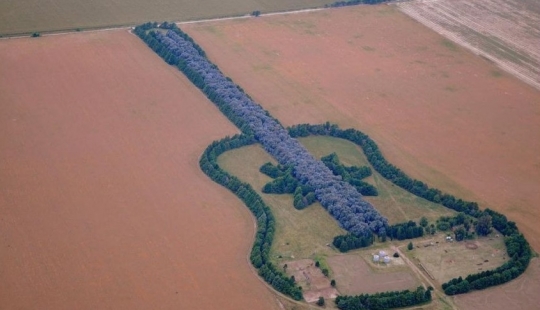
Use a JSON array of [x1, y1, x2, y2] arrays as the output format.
[[0, 7, 326, 41]]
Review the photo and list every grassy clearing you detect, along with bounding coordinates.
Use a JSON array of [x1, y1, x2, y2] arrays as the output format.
[[327, 252, 419, 295], [299, 136, 456, 224], [217, 144, 346, 265], [403, 232, 507, 284]]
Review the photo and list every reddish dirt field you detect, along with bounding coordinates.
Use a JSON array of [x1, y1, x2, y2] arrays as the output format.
[[283, 259, 338, 303], [182, 5, 540, 308], [0, 31, 281, 310], [327, 254, 418, 295]]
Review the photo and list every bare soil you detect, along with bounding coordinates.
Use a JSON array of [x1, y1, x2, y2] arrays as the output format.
[[284, 259, 338, 303], [327, 254, 419, 295], [0, 30, 281, 310], [410, 233, 507, 284], [397, 0, 540, 90], [182, 5, 540, 309]]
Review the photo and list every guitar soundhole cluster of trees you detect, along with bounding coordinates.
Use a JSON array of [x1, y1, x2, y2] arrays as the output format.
[[259, 163, 317, 210], [133, 22, 388, 239]]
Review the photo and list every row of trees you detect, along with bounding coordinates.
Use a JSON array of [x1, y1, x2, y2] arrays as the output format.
[[335, 286, 432, 310], [199, 134, 302, 300], [332, 220, 424, 252], [287, 123, 532, 295], [386, 221, 424, 241], [133, 22, 389, 238], [326, 0, 389, 8], [333, 233, 374, 252]]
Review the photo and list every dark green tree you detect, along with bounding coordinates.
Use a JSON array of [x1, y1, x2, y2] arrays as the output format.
[[407, 242, 413, 251], [454, 226, 466, 241], [420, 216, 428, 228], [316, 296, 325, 306], [476, 214, 492, 236]]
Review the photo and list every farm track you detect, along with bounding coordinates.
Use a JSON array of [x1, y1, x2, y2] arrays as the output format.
[[397, 0, 540, 90]]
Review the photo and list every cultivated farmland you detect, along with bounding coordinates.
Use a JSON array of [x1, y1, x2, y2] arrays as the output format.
[[182, 4, 540, 309], [398, 0, 540, 90], [0, 31, 281, 310], [0, 0, 334, 35]]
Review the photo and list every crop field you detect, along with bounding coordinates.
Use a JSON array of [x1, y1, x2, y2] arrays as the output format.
[[0, 31, 283, 310], [0, 0, 334, 35], [397, 0, 540, 90], [182, 4, 540, 309]]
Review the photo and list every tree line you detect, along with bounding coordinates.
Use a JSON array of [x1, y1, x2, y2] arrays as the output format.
[[133, 22, 389, 238], [335, 286, 432, 310], [326, 0, 390, 8], [199, 134, 303, 300]]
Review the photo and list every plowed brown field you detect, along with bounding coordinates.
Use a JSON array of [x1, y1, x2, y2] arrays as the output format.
[[182, 5, 540, 309], [0, 31, 280, 310]]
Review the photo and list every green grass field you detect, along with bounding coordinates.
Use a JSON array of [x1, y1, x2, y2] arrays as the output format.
[[218, 144, 345, 265], [218, 136, 456, 265], [0, 0, 334, 35]]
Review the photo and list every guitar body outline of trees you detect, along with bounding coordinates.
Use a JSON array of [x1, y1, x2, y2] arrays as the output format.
[[133, 22, 532, 303]]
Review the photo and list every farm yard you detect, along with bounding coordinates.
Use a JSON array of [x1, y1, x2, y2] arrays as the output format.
[[397, 0, 540, 90], [406, 233, 507, 284], [2, 1, 540, 310], [0, 30, 281, 310]]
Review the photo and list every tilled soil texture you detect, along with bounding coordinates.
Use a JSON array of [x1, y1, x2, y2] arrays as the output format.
[[182, 5, 540, 309], [398, 0, 540, 90], [0, 30, 281, 310]]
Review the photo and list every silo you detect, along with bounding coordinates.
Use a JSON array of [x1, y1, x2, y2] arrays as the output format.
[[373, 254, 380, 262], [383, 256, 391, 264], [379, 250, 387, 257]]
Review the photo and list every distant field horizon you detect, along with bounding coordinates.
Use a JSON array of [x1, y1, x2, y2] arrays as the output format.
[[0, 0, 334, 35]]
